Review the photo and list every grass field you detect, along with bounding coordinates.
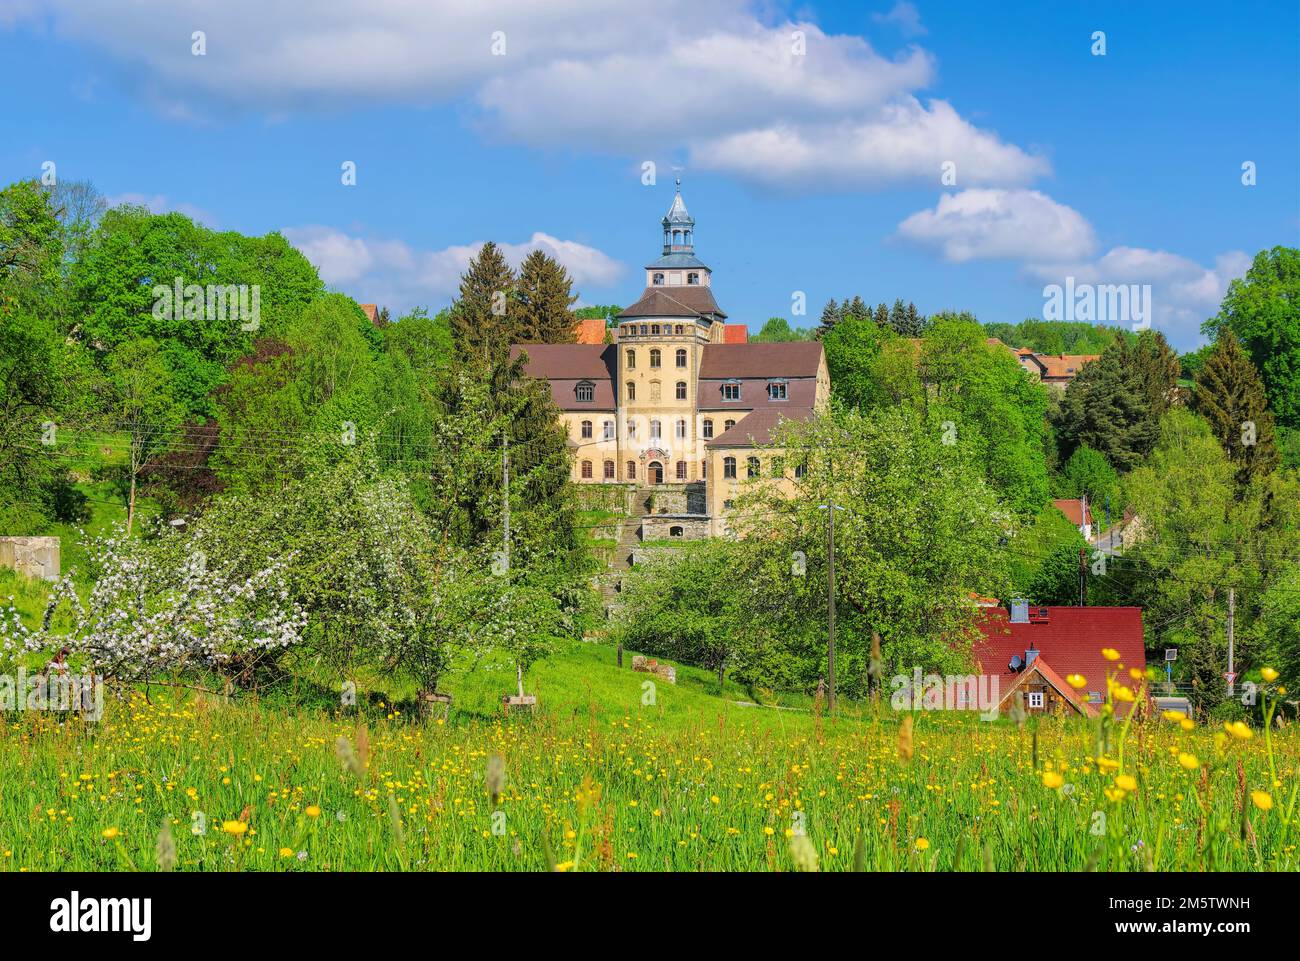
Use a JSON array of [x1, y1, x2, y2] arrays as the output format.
[[2, 638, 1296, 872]]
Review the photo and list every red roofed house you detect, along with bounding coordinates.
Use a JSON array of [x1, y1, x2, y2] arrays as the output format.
[[1008, 347, 1099, 391], [1052, 496, 1094, 538], [973, 602, 1146, 718], [723, 324, 748, 343]]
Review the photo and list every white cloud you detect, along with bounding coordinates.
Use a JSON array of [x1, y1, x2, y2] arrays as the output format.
[[1025, 247, 1250, 347], [282, 225, 624, 314], [695, 102, 1048, 190], [105, 192, 216, 225], [3, 0, 1047, 191], [872, 2, 927, 37], [896, 188, 1096, 262]]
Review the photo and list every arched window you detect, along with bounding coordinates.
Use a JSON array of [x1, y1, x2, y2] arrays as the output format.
[[676, 461, 686, 480], [603, 420, 615, 440], [639, 324, 648, 335], [675, 381, 687, 400], [723, 456, 737, 479], [653, 273, 664, 285], [670, 525, 684, 537], [626, 461, 636, 480], [651, 324, 660, 336], [625, 348, 636, 369], [649, 348, 661, 368], [603, 460, 615, 479], [747, 456, 760, 478], [687, 272, 699, 285], [724, 419, 736, 431], [674, 325, 684, 335], [627, 420, 637, 439], [675, 348, 687, 367], [581, 460, 593, 479], [650, 419, 662, 440], [627, 382, 636, 401], [575, 381, 594, 403], [675, 419, 686, 439], [581, 420, 592, 439], [794, 462, 807, 479], [703, 419, 714, 439]]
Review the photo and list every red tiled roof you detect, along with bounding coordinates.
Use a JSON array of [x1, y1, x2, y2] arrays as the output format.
[[1052, 498, 1093, 529], [723, 324, 748, 343], [1039, 353, 1099, 379], [998, 659, 1093, 716], [973, 606, 1146, 718], [359, 303, 379, 324], [572, 318, 607, 345]]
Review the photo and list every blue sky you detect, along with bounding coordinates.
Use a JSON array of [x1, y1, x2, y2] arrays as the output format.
[[1, 0, 1296, 349]]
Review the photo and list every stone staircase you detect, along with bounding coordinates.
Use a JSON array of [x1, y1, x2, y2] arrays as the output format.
[[598, 489, 653, 616]]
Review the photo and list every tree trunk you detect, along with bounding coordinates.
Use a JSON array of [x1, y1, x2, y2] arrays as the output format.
[[127, 470, 137, 535], [516, 661, 524, 699]]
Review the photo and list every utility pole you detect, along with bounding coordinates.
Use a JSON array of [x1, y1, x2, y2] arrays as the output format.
[[503, 430, 522, 700], [1227, 586, 1236, 698], [827, 501, 836, 713], [1078, 547, 1087, 606]]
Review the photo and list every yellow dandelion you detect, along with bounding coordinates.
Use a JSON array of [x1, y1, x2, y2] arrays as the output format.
[[221, 820, 248, 836], [915, 837, 930, 851], [101, 827, 119, 840], [305, 805, 321, 818], [1251, 791, 1274, 811], [1116, 774, 1137, 792], [1261, 667, 1279, 683], [279, 847, 294, 857], [1066, 674, 1087, 690], [1042, 772, 1064, 789], [1162, 710, 1186, 722], [1179, 718, 1195, 731], [1225, 721, 1253, 740], [1178, 752, 1200, 771]]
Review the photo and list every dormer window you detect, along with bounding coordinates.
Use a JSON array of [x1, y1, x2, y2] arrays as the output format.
[[767, 380, 788, 401], [721, 381, 741, 402], [653, 272, 665, 285], [575, 381, 595, 403]]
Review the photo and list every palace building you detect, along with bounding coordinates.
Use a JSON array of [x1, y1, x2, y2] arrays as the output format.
[[511, 181, 830, 536]]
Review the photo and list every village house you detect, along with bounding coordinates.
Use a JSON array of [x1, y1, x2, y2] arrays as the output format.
[[973, 600, 1147, 718], [512, 182, 831, 537], [1011, 347, 1100, 391]]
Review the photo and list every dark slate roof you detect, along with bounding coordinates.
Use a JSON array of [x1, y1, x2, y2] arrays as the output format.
[[698, 376, 819, 411], [645, 253, 710, 269], [509, 344, 617, 410], [618, 286, 726, 320], [698, 342, 823, 379], [706, 407, 814, 448]]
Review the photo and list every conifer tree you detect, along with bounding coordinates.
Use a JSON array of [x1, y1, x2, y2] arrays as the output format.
[[1119, 329, 1180, 415], [874, 302, 889, 328], [515, 250, 577, 344], [1194, 331, 1279, 483], [450, 241, 516, 364], [816, 299, 840, 339], [1055, 343, 1159, 471]]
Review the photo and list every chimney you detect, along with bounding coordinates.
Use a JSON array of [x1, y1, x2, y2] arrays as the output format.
[[1025, 645, 1039, 668], [1010, 598, 1029, 624]]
